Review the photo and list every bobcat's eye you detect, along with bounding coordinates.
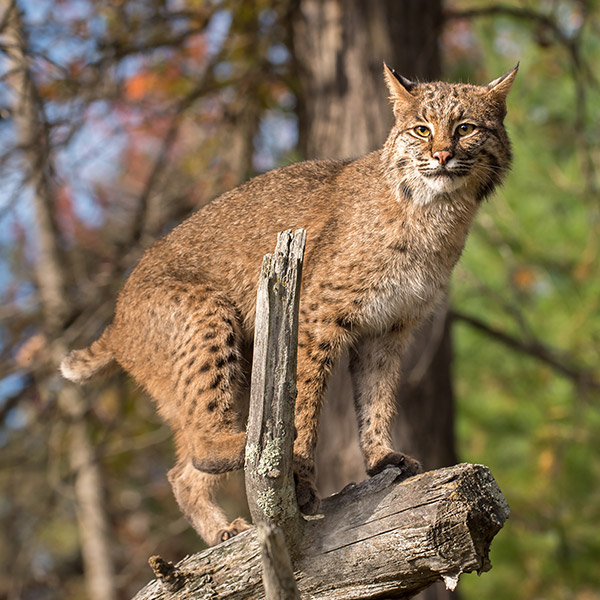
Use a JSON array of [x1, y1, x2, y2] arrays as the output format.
[[457, 123, 476, 137], [413, 125, 431, 138]]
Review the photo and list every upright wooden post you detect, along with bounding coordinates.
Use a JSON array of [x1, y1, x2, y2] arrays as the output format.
[[245, 229, 306, 599]]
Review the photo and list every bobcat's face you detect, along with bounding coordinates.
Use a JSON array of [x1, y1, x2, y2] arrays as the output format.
[[399, 91, 505, 195], [383, 65, 517, 205]]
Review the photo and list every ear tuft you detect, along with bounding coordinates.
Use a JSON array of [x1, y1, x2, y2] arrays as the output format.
[[386, 63, 416, 92], [486, 63, 519, 103], [383, 62, 416, 116]]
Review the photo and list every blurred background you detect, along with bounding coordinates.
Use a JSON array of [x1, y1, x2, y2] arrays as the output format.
[[0, 0, 599, 599]]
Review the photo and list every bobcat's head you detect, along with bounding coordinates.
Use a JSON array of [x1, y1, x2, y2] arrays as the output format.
[[383, 63, 518, 206]]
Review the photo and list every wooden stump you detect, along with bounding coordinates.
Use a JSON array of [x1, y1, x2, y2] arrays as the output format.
[[245, 229, 305, 598]]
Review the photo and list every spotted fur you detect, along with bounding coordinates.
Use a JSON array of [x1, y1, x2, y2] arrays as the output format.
[[61, 64, 517, 546]]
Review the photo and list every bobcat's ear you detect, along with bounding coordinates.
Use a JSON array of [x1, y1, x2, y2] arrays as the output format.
[[485, 63, 519, 106], [383, 62, 416, 117]]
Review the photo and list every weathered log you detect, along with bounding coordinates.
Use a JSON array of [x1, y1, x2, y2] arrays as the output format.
[[245, 229, 306, 548], [256, 524, 301, 600], [245, 229, 305, 598], [132, 462, 509, 600]]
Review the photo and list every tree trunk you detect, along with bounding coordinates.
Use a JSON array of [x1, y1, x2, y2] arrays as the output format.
[[291, 3, 455, 597], [1, 0, 69, 332], [292, 0, 442, 160], [1, 2, 117, 598]]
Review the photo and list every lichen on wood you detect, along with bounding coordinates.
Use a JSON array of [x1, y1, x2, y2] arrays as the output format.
[[245, 229, 306, 549]]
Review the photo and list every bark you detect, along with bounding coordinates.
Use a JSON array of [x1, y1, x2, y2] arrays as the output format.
[[394, 307, 458, 469], [1, 3, 117, 598], [68, 389, 118, 600], [131, 463, 509, 600], [256, 525, 301, 600], [291, 0, 442, 160], [246, 230, 306, 545], [1, 0, 69, 332]]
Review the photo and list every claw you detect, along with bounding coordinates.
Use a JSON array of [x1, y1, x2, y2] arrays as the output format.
[[367, 452, 422, 480], [214, 517, 250, 545]]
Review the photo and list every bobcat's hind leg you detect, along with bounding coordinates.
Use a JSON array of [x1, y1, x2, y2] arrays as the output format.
[[168, 459, 250, 546], [169, 290, 248, 474], [190, 432, 247, 474]]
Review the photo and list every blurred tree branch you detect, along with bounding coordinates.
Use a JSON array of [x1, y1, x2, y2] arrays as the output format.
[[451, 310, 600, 392], [2, 0, 70, 333]]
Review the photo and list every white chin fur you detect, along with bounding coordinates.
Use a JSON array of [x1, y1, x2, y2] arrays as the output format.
[[423, 174, 466, 194]]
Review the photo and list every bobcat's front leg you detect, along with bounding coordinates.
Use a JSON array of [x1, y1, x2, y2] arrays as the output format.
[[293, 324, 344, 515], [349, 327, 422, 480]]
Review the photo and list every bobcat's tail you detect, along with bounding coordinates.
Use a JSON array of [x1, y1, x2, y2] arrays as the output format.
[[60, 327, 118, 383]]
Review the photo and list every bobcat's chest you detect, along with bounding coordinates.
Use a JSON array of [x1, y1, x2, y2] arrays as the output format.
[[355, 263, 444, 332], [353, 234, 464, 332]]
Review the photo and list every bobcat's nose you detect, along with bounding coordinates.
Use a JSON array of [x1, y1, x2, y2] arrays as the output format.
[[432, 150, 452, 165]]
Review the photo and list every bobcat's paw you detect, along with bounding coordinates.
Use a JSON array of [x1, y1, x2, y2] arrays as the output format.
[[367, 452, 422, 481], [294, 474, 321, 515], [214, 517, 250, 545]]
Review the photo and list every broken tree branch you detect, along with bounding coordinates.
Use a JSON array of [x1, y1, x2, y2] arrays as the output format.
[[256, 524, 301, 600], [245, 229, 305, 546], [132, 462, 510, 600], [245, 229, 305, 598]]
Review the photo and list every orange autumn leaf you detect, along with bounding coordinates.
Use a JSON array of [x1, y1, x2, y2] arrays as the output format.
[[186, 34, 207, 61], [125, 70, 162, 101], [512, 266, 536, 291]]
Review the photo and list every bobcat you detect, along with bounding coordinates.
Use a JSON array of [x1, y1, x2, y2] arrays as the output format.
[[61, 63, 517, 546]]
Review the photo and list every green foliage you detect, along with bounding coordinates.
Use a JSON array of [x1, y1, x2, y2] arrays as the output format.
[[446, 2, 600, 597]]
